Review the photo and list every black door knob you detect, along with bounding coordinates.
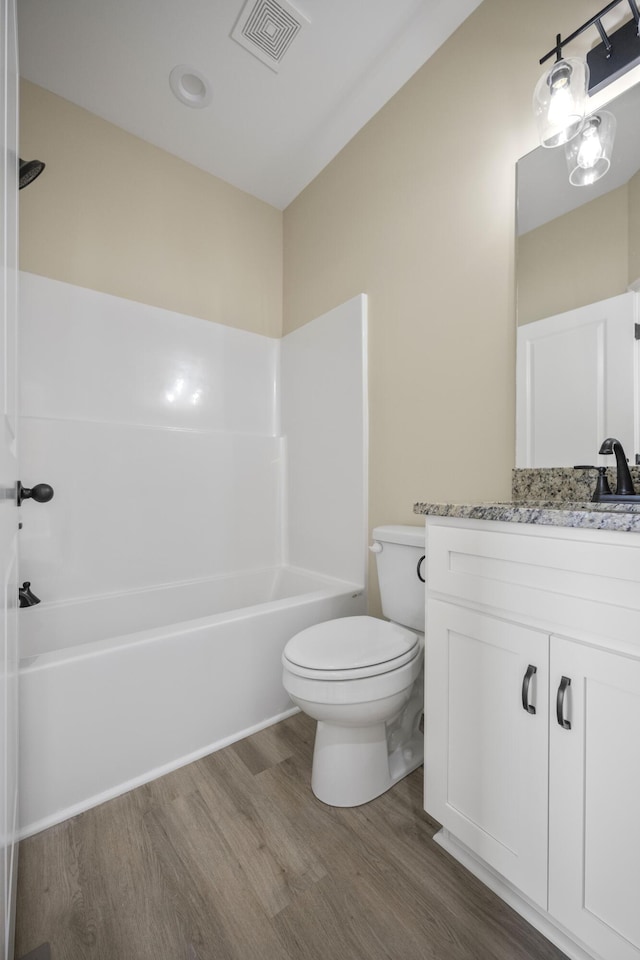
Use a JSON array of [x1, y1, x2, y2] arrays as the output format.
[[17, 481, 54, 506]]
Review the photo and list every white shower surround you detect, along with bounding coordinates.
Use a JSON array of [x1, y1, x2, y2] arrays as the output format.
[[18, 274, 368, 834], [19, 275, 283, 598]]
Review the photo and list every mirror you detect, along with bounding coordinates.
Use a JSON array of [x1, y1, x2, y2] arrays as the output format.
[[515, 81, 640, 468]]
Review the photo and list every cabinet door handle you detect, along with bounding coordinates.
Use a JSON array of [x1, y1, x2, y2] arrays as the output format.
[[521, 664, 537, 714], [556, 676, 572, 730]]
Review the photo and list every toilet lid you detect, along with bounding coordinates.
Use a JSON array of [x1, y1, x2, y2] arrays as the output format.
[[283, 616, 419, 677]]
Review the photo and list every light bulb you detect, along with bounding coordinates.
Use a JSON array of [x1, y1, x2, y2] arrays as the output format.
[[565, 110, 616, 186], [576, 119, 603, 169], [533, 58, 589, 148], [547, 68, 573, 128]]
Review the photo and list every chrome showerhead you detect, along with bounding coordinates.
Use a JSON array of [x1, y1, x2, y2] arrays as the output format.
[[19, 157, 45, 190]]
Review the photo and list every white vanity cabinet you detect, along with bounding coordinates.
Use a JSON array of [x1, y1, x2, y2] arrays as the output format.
[[424, 515, 640, 960]]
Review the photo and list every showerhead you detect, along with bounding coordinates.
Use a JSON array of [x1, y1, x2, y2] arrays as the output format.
[[19, 158, 45, 190]]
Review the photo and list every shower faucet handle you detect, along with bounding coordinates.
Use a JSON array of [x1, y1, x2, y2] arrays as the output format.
[[17, 481, 54, 506]]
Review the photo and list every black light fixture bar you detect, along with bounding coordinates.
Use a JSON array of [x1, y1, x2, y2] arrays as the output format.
[[539, 0, 627, 65], [594, 17, 614, 53], [539, 0, 640, 93], [591, 20, 640, 91]]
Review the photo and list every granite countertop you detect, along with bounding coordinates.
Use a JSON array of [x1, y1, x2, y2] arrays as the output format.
[[413, 500, 640, 532]]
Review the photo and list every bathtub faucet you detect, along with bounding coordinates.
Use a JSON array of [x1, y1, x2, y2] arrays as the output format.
[[19, 581, 40, 607]]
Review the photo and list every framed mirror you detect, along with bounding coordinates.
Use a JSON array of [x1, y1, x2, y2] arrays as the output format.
[[516, 81, 640, 468]]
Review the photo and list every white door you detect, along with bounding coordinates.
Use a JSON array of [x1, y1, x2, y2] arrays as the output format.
[[0, 1, 20, 957], [549, 637, 640, 960], [425, 601, 549, 908], [516, 292, 637, 467]]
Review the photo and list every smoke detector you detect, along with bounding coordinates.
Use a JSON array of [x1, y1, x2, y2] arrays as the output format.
[[231, 0, 309, 73]]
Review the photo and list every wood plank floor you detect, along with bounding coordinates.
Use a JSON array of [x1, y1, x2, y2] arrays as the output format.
[[15, 713, 567, 960]]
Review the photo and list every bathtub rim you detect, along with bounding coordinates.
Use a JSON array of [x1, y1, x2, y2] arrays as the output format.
[[19, 565, 364, 671]]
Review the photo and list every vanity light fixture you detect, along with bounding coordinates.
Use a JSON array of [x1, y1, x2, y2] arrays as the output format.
[[533, 57, 589, 148], [565, 110, 616, 185], [535, 0, 640, 148]]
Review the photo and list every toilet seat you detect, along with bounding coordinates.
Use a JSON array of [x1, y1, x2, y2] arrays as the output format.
[[283, 615, 419, 681]]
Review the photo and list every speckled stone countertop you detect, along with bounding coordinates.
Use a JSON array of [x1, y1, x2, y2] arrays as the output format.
[[414, 467, 640, 532], [413, 500, 640, 532]]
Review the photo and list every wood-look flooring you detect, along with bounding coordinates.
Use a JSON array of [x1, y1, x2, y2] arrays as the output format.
[[15, 713, 567, 960]]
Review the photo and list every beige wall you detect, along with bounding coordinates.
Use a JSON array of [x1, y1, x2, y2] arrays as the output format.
[[628, 168, 640, 284], [282, 0, 636, 613], [19, 80, 283, 337], [517, 185, 629, 325]]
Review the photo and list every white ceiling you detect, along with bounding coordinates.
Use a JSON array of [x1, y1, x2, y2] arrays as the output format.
[[17, 0, 483, 209]]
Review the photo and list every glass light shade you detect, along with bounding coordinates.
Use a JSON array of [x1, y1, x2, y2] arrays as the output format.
[[565, 110, 616, 186], [533, 57, 589, 148]]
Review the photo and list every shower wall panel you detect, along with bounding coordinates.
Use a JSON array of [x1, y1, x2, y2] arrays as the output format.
[[281, 295, 368, 586], [20, 273, 278, 434], [19, 273, 282, 603]]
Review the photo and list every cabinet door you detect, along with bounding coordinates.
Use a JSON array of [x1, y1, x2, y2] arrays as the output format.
[[425, 601, 549, 908], [549, 637, 640, 960]]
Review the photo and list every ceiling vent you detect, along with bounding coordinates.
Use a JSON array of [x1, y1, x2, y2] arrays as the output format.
[[231, 0, 308, 73]]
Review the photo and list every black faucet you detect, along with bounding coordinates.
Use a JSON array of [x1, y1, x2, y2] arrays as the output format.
[[19, 581, 40, 607], [598, 437, 635, 495]]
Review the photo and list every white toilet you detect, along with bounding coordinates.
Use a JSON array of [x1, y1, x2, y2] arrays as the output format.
[[282, 524, 425, 807]]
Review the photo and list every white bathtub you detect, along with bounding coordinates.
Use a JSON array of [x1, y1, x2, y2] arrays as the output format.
[[19, 566, 365, 836]]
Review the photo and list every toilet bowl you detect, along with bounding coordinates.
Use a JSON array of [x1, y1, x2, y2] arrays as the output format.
[[282, 525, 425, 807], [283, 615, 423, 806]]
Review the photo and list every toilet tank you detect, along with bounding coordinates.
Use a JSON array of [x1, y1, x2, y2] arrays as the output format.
[[371, 524, 425, 632]]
